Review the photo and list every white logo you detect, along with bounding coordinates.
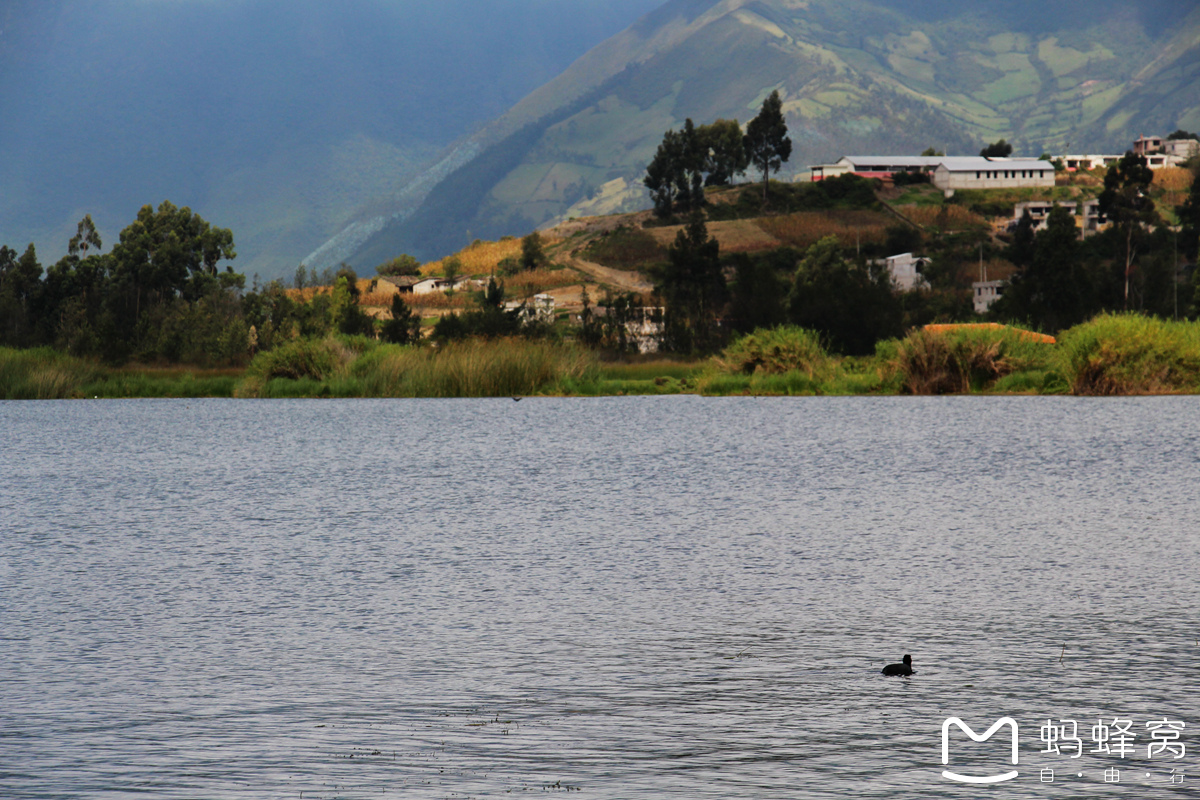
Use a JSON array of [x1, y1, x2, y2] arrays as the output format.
[[942, 717, 1020, 784]]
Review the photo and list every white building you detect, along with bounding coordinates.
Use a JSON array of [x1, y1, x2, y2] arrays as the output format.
[[1012, 199, 1104, 234], [1060, 154, 1121, 171], [878, 252, 926, 291], [973, 280, 1005, 314], [1164, 138, 1200, 160], [809, 155, 1054, 196], [931, 158, 1054, 196]]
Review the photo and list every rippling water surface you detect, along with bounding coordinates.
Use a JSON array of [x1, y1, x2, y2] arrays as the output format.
[[3, 396, 1198, 799]]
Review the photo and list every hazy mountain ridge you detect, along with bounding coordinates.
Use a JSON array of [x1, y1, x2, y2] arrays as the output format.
[[344, 0, 1200, 266], [0, 0, 664, 279]]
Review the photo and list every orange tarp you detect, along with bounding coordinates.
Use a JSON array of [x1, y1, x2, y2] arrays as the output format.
[[922, 322, 1056, 344]]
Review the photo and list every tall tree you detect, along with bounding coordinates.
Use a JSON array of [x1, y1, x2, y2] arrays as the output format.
[[787, 236, 901, 355], [643, 121, 708, 218], [699, 119, 748, 186], [0, 244, 44, 347], [68, 215, 103, 259], [744, 90, 792, 202], [1178, 166, 1200, 263], [997, 205, 1086, 331], [1098, 152, 1159, 309], [658, 212, 727, 353], [980, 139, 1014, 158], [520, 231, 548, 271], [380, 294, 421, 344]]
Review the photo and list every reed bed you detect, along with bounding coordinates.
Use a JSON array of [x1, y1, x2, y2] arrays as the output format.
[[0, 347, 100, 399], [1057, 313, 1200, 395], [351, 339, 599, 397], [0, 347, 240, 398], [755, 211, 889, 250]]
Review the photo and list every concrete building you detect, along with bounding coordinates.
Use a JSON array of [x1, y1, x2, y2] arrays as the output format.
[[809, 156, 1054, 196], [1165, 138, 1200, 160], [1133, 135, 1164, 156], [1061, 154, 1121, 170], [972, 280, 1005, 314], [1012, 199, 1104, 234], [930, 158, 1054, 196]]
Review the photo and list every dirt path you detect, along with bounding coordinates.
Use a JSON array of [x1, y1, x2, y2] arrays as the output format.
[[560, 251, 654, 294], [542, 211, 655, 295]]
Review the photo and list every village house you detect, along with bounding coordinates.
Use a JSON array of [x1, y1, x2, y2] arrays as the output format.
[[1131, 134, 1195, 167], [873, 252, 926, 291], [1060, 154, 1121, 171], [972, 280, 1005, 314], [1011, 199, 1104, 235]]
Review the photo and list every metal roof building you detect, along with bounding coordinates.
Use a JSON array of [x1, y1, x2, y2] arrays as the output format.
[[810, 155, 1055, 195]]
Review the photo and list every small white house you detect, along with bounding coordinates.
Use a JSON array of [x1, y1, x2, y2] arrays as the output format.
[[1060, 154, 1121, 171], [877, 252, 926, 291], [973, 280, 1005, 314]]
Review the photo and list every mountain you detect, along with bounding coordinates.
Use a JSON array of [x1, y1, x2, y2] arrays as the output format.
[[345, 0, 1200, 267], [0, 0, 664, 279]]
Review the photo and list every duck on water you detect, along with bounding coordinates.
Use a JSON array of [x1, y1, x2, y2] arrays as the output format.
[[882, 654, 914, 676]]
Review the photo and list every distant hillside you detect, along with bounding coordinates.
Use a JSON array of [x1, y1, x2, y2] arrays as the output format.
[[345, 0, 1200, 266], [0, 0, 664, 279]]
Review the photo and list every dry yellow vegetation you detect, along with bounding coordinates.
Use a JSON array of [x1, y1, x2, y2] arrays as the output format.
[[646, 219, 782, 253], [421, 235, 563, 277], [901, 205, 990, 230], [756, 210, 890, 249]]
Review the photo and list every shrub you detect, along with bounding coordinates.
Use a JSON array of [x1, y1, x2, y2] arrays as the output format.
[[234, 336, 358, 397], [712, 326, 829, 377], [893, 324, 1054, 394], [1058, 313, 1200, 395]]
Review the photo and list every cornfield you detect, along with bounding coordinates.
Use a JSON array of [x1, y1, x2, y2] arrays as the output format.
[[422, 235, 563, 276], [899, 204, 990, 230], [1153, 167, 1193, 193], [755, 211, 889, 249]]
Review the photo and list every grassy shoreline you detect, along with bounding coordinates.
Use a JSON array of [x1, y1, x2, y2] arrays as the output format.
[[4, 315, 1200, 400]]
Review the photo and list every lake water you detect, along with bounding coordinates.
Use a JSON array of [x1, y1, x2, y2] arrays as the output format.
[[2, 396, 1198, 799]]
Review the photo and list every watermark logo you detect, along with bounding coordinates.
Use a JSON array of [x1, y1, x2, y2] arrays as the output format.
[[941, 717, 1020, 784]]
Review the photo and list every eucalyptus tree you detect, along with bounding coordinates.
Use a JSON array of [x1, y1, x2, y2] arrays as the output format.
[[743, 90, 792, 202]]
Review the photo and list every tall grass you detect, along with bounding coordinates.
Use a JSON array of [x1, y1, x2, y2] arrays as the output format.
[[1058, 313, 1200, 395], [892, 325, 1055, 394], [1, 347, 238, 398], [0, 347, 101, 399], [352, 339, 599, 397]]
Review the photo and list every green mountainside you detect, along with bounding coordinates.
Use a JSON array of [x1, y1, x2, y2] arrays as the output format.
[[347, 0, 1200, 266]]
